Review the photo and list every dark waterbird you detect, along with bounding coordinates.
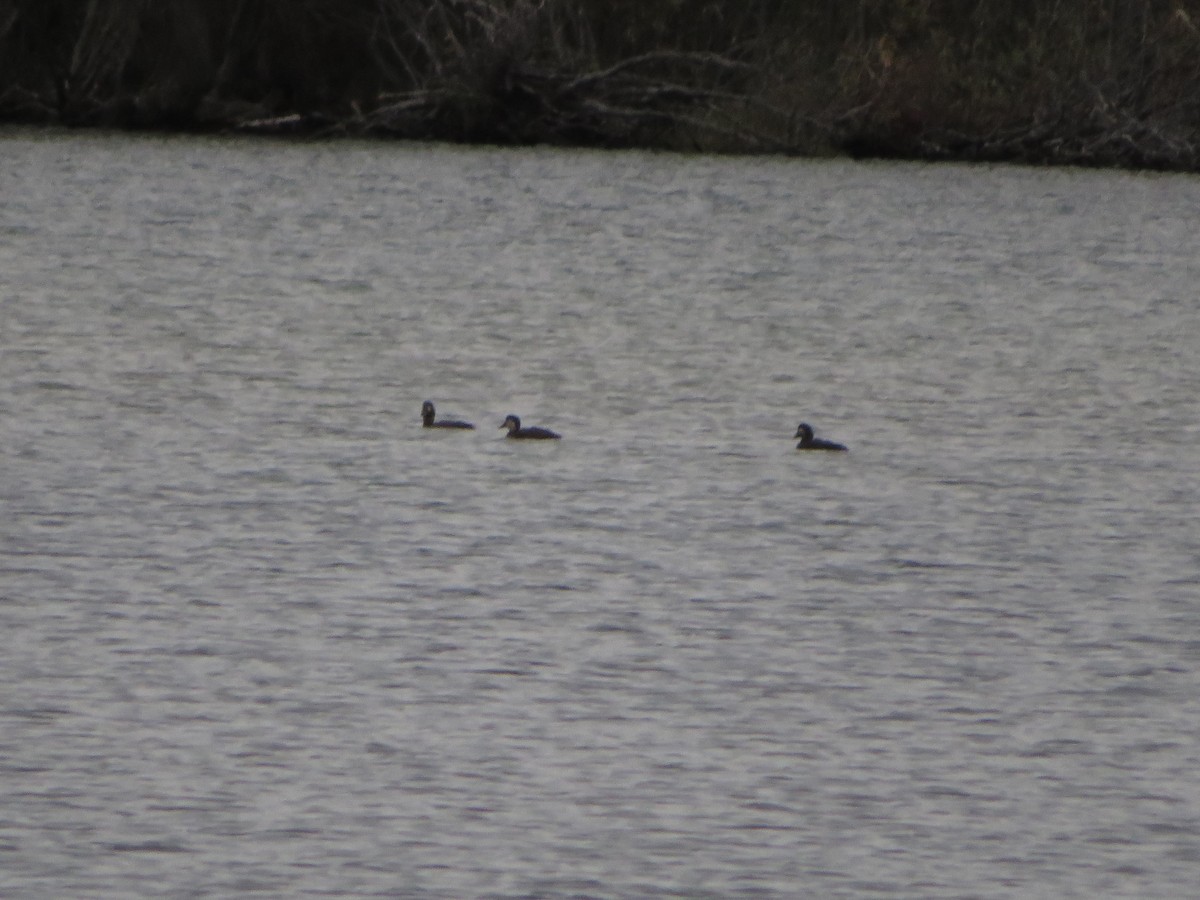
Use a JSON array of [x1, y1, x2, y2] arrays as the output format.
[[500, 414, 560, 440], [795, 422, 847, 451], [421, 401, 474, 429]]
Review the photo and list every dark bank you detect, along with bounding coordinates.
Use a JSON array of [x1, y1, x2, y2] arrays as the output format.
[[2, 0, 1198, 170]]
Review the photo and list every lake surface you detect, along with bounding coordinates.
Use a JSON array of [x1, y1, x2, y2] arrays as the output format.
[[2, 128, 1200, 898]]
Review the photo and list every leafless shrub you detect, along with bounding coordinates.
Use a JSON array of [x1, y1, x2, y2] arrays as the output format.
[[1, 0, 1198, 168]]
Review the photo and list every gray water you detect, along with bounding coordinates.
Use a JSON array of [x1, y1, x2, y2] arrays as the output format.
[[2, 129, 1200, 898]]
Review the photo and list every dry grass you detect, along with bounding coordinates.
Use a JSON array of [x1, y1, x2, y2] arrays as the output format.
[[2, 0, 1198, 168]]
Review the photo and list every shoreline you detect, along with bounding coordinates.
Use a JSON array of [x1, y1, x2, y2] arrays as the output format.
[[4, 111, 1195, 175], [4, 2, 1197, 174]]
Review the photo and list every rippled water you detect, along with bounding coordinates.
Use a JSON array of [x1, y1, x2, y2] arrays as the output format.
[[3, 129, 1200, 897]]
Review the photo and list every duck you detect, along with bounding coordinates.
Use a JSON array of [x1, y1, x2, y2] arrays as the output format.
[[500, 414, 560, 440], [795, 422, 847, 451], [421, 400, 474, 429]]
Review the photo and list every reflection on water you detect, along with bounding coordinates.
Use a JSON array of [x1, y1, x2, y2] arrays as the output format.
[[2, 130, 1200, 897]]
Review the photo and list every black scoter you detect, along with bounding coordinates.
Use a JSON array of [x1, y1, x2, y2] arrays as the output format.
[[500, 414, 560, 440], [795, 422, 847, 451], [422, 401, 474, 429]]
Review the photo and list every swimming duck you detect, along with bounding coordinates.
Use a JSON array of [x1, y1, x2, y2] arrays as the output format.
[[500, 414, 560, 440], [795, 422, 847, 451], [421, 400, 474, 429]]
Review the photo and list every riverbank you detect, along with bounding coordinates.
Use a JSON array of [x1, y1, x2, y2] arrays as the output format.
[[3, 0, 1198, 171]]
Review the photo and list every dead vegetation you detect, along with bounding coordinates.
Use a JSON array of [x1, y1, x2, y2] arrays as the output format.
[[2, 0, 1199, 169]]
